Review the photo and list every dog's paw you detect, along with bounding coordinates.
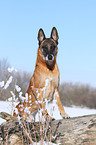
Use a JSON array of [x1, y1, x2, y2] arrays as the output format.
[[61, 114, 70, 119], [51, 118, 55, 121]]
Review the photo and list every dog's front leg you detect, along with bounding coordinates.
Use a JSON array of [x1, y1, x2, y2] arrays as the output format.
[[38, 93, 52, 120], [54, 89, 69, 119]]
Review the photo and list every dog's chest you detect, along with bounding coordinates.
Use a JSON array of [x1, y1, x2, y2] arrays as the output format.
[[40, 72, 59, 100], [33, 63, 59, 100]]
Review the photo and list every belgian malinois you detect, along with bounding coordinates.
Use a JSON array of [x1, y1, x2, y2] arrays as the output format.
[[13, 27, 69, 121]]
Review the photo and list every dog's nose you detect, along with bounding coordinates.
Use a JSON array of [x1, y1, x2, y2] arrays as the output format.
[[48, 54, 52, 60]]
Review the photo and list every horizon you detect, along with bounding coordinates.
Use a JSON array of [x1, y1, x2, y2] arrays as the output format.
[[0, 0, 96, 87]]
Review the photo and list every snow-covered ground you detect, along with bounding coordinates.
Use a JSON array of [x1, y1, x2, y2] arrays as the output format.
[[0, 101, 96, 124]]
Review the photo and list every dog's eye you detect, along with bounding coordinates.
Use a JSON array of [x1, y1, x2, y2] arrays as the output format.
[[50, 45, 55, 51], [42, 45, 48, 51]]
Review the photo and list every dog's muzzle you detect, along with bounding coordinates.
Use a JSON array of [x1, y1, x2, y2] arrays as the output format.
[[45, 54, 54, 61]]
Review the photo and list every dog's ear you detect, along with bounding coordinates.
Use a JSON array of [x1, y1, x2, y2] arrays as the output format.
[[50, 27, 59, 45], [38, 28, 46, 46]]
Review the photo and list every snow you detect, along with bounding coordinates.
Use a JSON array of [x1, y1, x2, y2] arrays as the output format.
[[8, 67, 17, 73], [15, 85, 21, 92], [0, 101, 96, 124], [3, 76, 13, 89], [0, 81, 4, 88], [43, 102, 96, 120]]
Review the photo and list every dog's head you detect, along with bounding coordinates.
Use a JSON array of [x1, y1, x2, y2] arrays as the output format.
[[38, 27, 59, 70]]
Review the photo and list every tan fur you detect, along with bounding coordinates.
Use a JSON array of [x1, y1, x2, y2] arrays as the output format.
[[13, 28, 69, 121]]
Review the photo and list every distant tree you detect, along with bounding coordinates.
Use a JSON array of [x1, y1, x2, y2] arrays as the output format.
[[0, 59, 10, 81], [59, 82, 96, 108], [0, 59, 31, 100]]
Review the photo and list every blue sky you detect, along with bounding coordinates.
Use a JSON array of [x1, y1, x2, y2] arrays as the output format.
[[0, 0, 96, 87]]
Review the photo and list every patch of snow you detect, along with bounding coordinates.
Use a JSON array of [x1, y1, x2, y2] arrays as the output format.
[[0, 101, 96, 124]]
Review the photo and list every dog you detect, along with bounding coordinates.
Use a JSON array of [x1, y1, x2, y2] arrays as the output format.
[[13, 27, 69, 121]]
